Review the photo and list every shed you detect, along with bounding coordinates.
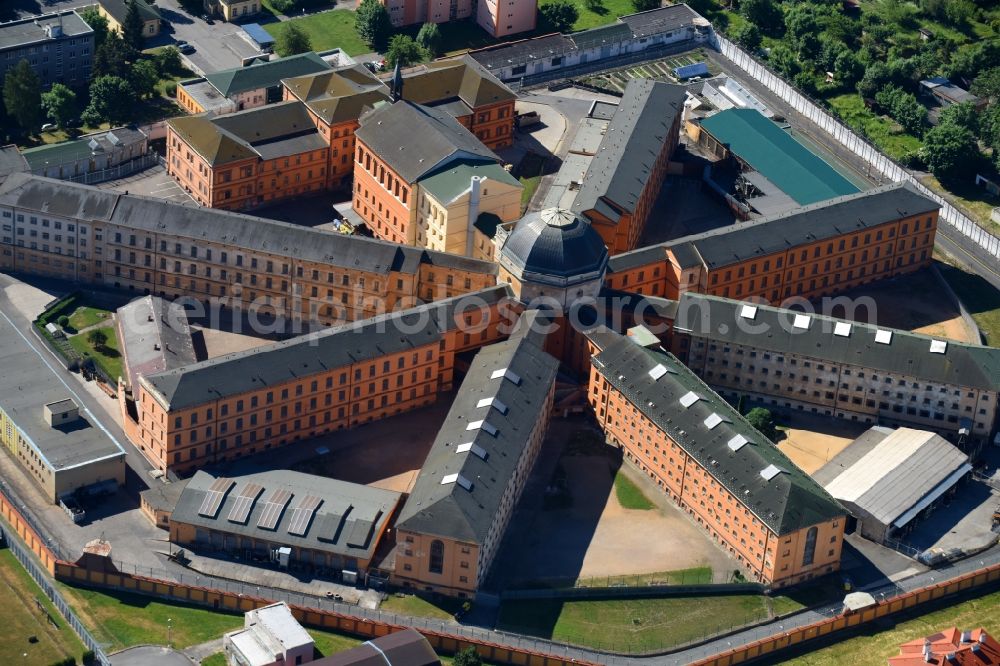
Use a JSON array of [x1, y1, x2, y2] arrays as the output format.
[[673, 61, 709, 80], [242, 23, 275, 50]]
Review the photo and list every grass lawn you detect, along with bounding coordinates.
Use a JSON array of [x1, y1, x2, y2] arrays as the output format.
[[309, 627, 363, 656], [919, 173, 1000, 234], [379, 593, 462, 621], [824, 94, 922, 161], [264, 11, 369, 56], [782, 587, 1000, 666], [201, 653, 227, 666], [937, 260, 1000, 346], [498, 594, 770, 652], [576, 567, 713, 588], [613, 469, 654, 510], [0, 550, 86, 666], [538, 0, 634, 31], [59, 584, 243, 652], [67, 326, 125, 381], [67, 306, 112, 332]]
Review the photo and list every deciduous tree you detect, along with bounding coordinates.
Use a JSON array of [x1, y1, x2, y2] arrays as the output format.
[[746, 408, 777, 441], [41, 83, 79, 128], [3, 60, 41, 133], [82, 75, 134, 125], [385, 35, 427, 68], [355, 0, 392, 50], [415, 22, 442, 56], [275, 22, 312, 57], [923, 121, 980, 184], [539, 0, 579, 32], [79, 7, 110, 49], [123, 0, 146, 51]]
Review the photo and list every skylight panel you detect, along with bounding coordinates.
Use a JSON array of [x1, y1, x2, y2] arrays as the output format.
[[441, 473, 473, 491], [648, 364, 668, 381], [792, 314, 811, 330], [680, 391, 702, 408], [490, 368, 522, 385], [476, 397, 509, 414], [760, 464, 785, 481], [727, 434, 750, 451], [456, 442, 488, 459], [875, 329, 893, 345], [739, 304, 758, 320], [929, 339, 947, 354], [833, 322, 852, 337], [704, 413, 726, 429], [466, 419, 498, 436]]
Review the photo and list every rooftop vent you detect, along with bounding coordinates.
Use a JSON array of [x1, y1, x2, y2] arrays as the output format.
[[441, 473, 473, 491], [929, 339, 948, 354], [456, 442, 488, 460], [875, 329, 893, 345], [680, 391, 702, 408], [44, 399, 79, 427], [727, 434, 750, 452], [648, 364, 668, 381], [476, 397, 508, 414], [793, 314, 811, 330], [760, 464, 785, 481], [739, 304, 758, 320], [834, 322, 852, 337], [490, 368, 521, 385], [466, 419, 498, 436]]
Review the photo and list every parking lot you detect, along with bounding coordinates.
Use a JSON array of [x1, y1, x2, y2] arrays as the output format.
[[99, 165, 195, 205]]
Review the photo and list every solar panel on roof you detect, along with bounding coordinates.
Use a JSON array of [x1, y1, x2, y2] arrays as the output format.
[[257, 488, 293, 530], [287, 495, 323, 536], [197, 477, 234, 518], [227, 483, 264, 524]]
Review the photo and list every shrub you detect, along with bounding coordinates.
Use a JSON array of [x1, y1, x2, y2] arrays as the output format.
[[165, 81, 177, 97], [57, 315, 70, 328]]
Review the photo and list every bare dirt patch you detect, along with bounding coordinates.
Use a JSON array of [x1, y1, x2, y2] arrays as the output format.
[[774, 413, 869, 475]]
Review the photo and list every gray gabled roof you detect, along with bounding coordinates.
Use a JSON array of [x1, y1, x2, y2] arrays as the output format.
[[572, 79, 686, 224], [0, 173, 497, 279], [395, 327, 559, 544], [204, 52, 330, 98], [140, 286, 513, 411], [172, 470, 400, 561], [0, 10, 93, 50], [592, 331, 845, 534], [673, 292, 1000, 393], [355, 101, 499, 183], [607, 182, 940, 273]]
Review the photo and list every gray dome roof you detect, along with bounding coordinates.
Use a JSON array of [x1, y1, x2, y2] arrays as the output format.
[[500, 208, 608, 279]]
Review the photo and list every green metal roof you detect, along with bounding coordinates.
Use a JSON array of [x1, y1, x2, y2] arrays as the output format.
[[418, 160, 519, 205], [204, 52, 330, 98], [701, 109, 859, 206]]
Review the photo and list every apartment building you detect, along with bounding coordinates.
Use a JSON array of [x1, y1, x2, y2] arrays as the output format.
[[175, 52, 332, 116], [588, 329, 846, 587], [0, 174, 498, 326], [167, 101, 332, 210], [393, 57, 517, 149], [130, 287, 514, 473], [572, 79, 686, 254], [353, 99, 517, 252], [0, 10, 94, 89], [671, 293, 1000, 440], [604, 183, 940, 302], [394, 314, 558, 597], [371, 0, 536, 39]]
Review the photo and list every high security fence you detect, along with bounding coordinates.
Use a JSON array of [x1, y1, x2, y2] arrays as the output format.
[[1, 527, 110, 665], [715, 35, 1000, 262]]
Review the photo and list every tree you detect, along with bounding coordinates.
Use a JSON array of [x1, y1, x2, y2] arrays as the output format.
[[275, 22, 312, 57], [87, 329, 109, 351], [584, 0, 605, 12], [416, 22, 442, 57], [834, 51, 864, 86], [739, 0, 782, 36], [386, 35, 427, 68], [155, 46, 183, 76], [945, 40, 1000, 83], [767, 43, 800, 78], [732, 22, 762, 51], [123, 0, 146, 51], [943, 0, 975, 28], [3, 60, 42, 133], [923, 121, 980, 184], [94, 32, 134, 79], [82, 75, 134, 125], [131, 59, 160, 99], [41, 84, 78, 128], [79, 7, 110, 49], [539, 0, 579, 32], [938, 101, 980, 134], [972, 66, 1000, 103], [874, 84, 926, 135], [631, 0, 660, 12], [355, 0, 392, 50], [746, 407, 777, 440], [453, 648, 482, 666], [857, 61, 891, 99]]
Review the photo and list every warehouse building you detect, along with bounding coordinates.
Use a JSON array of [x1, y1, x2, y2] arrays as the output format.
[[0, 312, 126, 502], [813, 427, 971, 545], [170, 470, 401, 573]]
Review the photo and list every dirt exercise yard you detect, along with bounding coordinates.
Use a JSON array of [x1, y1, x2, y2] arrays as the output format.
[[774, 412, 870, 475]]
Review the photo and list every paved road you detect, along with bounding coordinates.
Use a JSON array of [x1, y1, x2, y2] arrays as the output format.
[[147, 0, 263, 75], [109, 646, 194, 666]]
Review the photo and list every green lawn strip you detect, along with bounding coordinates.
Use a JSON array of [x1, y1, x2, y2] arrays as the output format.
[[936, 261, 1000, 346], [67, 326, 125, 380], [578, 567, 713, 588], [309, 627, 364, 657], [824, 94, 922, 161], [58, 583, 243, 652], [782, 587, 1000, 666], [0, 550, 86, 665], [379, 593, 461, 621], [200, 653, 227, 666], [264, 10, 369, 56], [67, 306, 112, 332], [919, 173, 1000, 234], [537, 0, 635, 32], [498, 595, 770, 653], [612, 470, 655, 510]]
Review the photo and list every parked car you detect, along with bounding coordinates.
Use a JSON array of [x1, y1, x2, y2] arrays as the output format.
[[201, 13, 214, 23], [176, 41, 195, 54], [40, 123, 56, 132]]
